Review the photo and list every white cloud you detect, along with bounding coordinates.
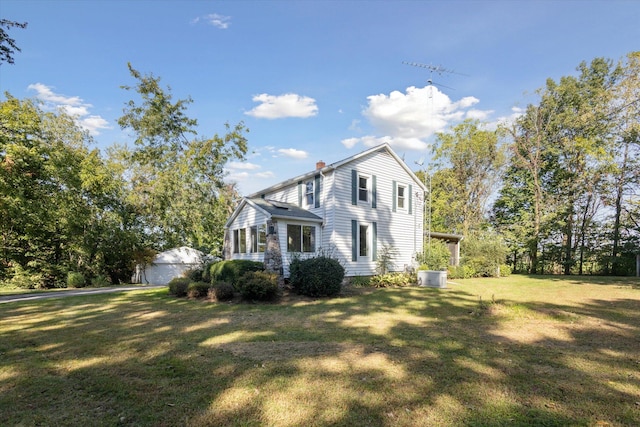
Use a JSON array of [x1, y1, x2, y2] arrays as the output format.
[[346, 84, 491, 152], [227, 161, 261, 171], [27, 83, 111, 136], [255, 171, 275, 179], [245, 93, 318, 119], [277, 148, 308, 159], [191, 13, 231, 29]]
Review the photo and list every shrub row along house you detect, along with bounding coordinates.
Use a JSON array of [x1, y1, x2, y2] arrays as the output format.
[[224, 143, 426, 278]]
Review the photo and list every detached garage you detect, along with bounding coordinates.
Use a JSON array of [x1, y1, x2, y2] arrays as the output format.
[[134, 247, 204, 285]]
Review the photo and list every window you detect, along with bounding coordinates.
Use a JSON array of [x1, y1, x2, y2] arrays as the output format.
[[352, 220, 377, 261], [397, 184, 406, 210], [305, 180, 314, 206], [358, 176, 368, 202], [233, 229, 240, 254], [359, 224, 369, 257], [287, 224, 316, 252], [239, 228, 246, 253], [258, 224, 266, 253], [250, 225, 267, 253]]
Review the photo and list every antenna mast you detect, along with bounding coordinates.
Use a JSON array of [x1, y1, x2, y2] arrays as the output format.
[[402, 61, 465, 90]]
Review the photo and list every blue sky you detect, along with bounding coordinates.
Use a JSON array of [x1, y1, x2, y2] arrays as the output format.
[[2, 0, 639, 194]]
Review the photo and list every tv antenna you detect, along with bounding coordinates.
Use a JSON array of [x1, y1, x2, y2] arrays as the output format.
[[402, 61, 466, 91]]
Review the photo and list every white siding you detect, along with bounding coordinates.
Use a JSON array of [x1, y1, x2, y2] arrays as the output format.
[[330, 150, 424, 276], [227, 203, 269, 262], [226, 146, 424, 278]]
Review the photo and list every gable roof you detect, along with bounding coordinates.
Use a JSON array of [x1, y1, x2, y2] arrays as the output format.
[[225, 197, 323, 228], [247, 143, 427, 198]]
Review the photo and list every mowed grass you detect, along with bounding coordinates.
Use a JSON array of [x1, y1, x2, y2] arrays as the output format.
[[1, 276, 639, 426]]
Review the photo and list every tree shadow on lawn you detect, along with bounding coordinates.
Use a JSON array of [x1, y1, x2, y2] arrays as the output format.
[[1, 286, 639, 426], [523, 274, 640, 288]]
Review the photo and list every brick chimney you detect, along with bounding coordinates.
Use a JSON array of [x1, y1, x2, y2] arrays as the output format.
[[316, 160, 326, 170]]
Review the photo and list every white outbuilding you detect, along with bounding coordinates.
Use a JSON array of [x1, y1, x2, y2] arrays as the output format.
[[133, 246, 204, 285]]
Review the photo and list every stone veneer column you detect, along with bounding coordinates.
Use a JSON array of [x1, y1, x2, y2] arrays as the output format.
[[264, 219, 283, 276], [222, 229, 232, 260]]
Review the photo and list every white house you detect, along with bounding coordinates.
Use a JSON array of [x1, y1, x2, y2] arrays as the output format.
[[133, 246, 204, 285], [224, 143, 426, 277]]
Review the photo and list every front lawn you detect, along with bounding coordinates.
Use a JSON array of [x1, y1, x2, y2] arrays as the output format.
[[1, 275, 639, 426]]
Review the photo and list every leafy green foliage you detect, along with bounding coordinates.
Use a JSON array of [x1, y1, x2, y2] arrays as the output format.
[[430, 119, 505, 235], [375, 245, 397, 274], [0, 19, 28, 65], [418, 240, 451, 271], [90, 274, 111, 287], [368, 272, 414, 288], [289, 255, 344, 297], [115, 64, 249, 255], [0, 96, 146, 287], [168, 277, 190, 297], [448, 265, 476, 280], [67, 272, 86, 288], [460, 231, 508, 277], [350, 276, 371, 288], [237, 271, 278, 301], [210, 281, 235, 301], [209, 260, 264, 286], [187, 281, 211, 298]]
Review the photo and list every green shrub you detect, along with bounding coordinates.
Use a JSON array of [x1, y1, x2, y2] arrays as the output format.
[[185, 268, 204, 282], [350, 275, 371, 287], [448, 265, 476, 279], [289, 255, 344, 297], [237, 271, 278, 301], [209, 260, 265, 286], [461, 231, 508, 277], [187, 281, 211, 298], [168, 277, 190, 297], [91, 274, 111, 287], [67, 272, 86, 288], [369, 272, 414, 288], [5, 264, 43, 289], [210, 281, 235, 301], [499, 264, 512, 277], [418, 240, 451, 271], [202, 261, 216, 282]]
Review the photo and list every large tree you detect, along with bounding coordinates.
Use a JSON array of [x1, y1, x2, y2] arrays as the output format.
[[0, 95, 143, 287], [115, 63, 249, 255], [429, 119, 505, 235], [493, 54, 640, 275]]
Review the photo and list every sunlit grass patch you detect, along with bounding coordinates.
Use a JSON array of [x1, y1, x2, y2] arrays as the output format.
[[0, 277, 639, 426]]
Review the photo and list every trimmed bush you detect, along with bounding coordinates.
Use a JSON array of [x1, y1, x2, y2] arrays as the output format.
[[168, 277, 190, 297], [210, 281, 235, 301], [290, 255, 344, 297], [237, 271, 278, 301], [187, 281, 211, 298], [185, 268, 204, 282], [67, 272, 86, 288], [209, 260, 265, 286]]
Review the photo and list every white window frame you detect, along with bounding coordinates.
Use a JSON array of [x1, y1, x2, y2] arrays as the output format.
[[359, 223, 369, 258], [287, 224, 316, 253], [358, 174, 370, 204], [305, 180, 314, 206], [397, 183, 408, 211]]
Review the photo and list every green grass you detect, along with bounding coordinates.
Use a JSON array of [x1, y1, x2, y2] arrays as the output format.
[[1, 275, 639, 426]]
